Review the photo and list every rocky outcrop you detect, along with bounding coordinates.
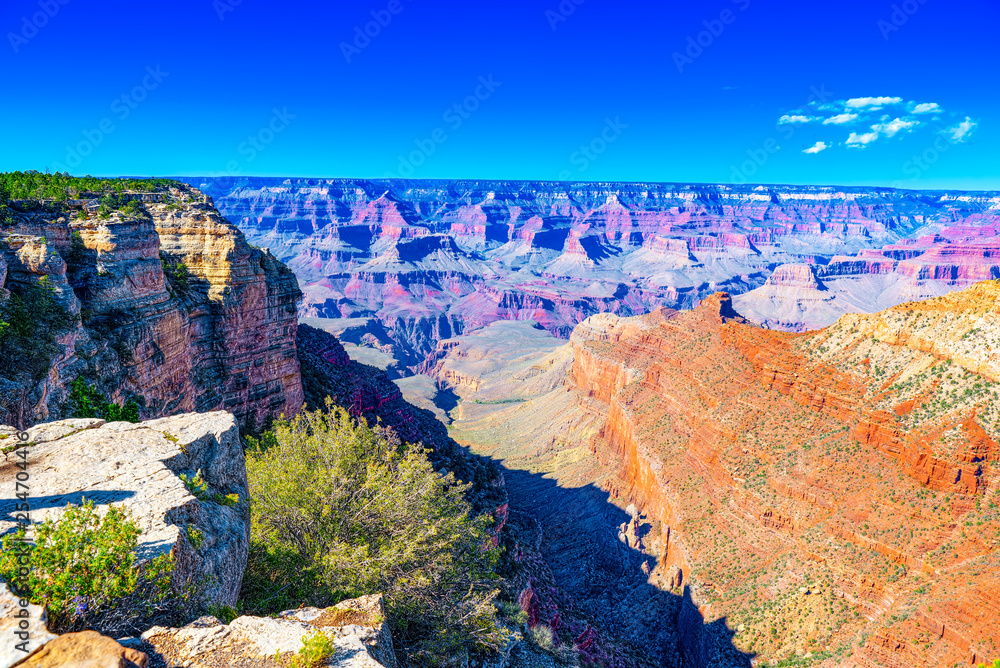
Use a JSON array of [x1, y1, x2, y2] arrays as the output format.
[[0, 412, 250, 609], [198, 177, 1000, 367], [138, 594, 394, 668], [0, 583, 56, 668], [0, 184, 303, 429], [12, 630, 148, 668]]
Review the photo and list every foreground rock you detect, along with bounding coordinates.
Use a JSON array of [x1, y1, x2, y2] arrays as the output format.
[[0, 412, 250, 609], [12, 630, 148, 668], [139, 594, 395, 668], [0, 584, 56, 668]]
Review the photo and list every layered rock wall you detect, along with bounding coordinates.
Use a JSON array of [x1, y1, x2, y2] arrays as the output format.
[[199, 177, 1000, 365], [0, 185, 303, 428]]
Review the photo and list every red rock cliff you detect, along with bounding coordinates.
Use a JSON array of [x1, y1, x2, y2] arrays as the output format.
[[569, 283, 1000, 666]]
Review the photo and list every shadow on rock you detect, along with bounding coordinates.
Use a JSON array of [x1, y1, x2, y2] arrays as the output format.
[[497, 465, 753, 668]]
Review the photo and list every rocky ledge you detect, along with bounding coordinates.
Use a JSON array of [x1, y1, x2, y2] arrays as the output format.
[[137, 594, 394, 668], [0, 412, 250, 610]]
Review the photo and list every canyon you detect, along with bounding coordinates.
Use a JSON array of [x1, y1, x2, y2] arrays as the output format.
[[197, 177, 1000, 369], [4, 176, 999, 666], [197, 176, 1000, 665], [435, 281, 1000, 667]]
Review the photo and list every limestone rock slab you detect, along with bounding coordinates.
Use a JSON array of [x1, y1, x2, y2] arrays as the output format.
[[0, 412, 249, 608]]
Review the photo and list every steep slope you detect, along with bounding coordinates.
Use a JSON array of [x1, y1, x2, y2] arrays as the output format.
[[194, 177, 1000, 365], [436, 282, 1000, 667], [0, 183, 302, 429]]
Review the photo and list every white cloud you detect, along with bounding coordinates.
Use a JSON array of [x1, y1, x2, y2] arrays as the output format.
[[823, 113, 859, 125], [777, 97, 974, 154], [845, 96, 903, 109], [779, 114, 816, 124], [872, 117, 919, 137], [846, 131, 879, 146], [948, 117, 978, 143]]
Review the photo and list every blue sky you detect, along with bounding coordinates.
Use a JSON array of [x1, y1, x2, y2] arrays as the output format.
[[1, 0, 997, 189]]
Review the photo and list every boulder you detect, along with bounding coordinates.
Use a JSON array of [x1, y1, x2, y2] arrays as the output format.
[[139, 594, 395, 668], [0, 583, 56, 668], [11, 630, 148, 668], [0, 412, 250, 609]]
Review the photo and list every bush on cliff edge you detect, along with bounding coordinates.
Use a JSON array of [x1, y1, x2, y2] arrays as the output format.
[[0, 501, 176, 635], [243, 399, 511, 665]]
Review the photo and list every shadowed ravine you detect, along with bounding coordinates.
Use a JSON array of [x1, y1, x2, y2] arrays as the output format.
[[485, 460, 752, 667]]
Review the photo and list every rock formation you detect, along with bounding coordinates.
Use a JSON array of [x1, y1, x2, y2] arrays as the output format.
[[195, 177, 1000, 364], [432, 281, 1000, 667], [735, 227, 1000, 331], [137, 594, 394, 668], [12, 630, 149, 668], [0, 412, 250, 610], [0, 183, 303, 429], [0, 584, 56, 668]]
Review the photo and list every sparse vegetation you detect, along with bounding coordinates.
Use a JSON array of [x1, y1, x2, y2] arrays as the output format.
[[281, 630, 337, 668], [160, 252, 191, 294], [180, 469, 208, 499], [185, 525, 205, 550]]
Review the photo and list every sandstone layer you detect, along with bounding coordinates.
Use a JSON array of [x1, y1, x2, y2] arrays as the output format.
[[437, 281, 1000, 667], [0, 183, 302, 429]]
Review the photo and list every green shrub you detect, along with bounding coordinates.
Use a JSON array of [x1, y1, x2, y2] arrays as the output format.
[[160, 252, 191, 293], [185, 525, 205, 550], [206, 603, 239, 624], [180, 469, 208, 499], [119, 198, 145, 218], [66, 231, 87, 271], [68, 376, 140, 423], [0, 501, 173, 633], [281, 631, 337, 668], [211, 492, 240, 507], [242, 400, 510, 665]]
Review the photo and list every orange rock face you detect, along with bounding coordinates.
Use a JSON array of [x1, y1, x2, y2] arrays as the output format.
[[565, 282, 1000, 665]]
